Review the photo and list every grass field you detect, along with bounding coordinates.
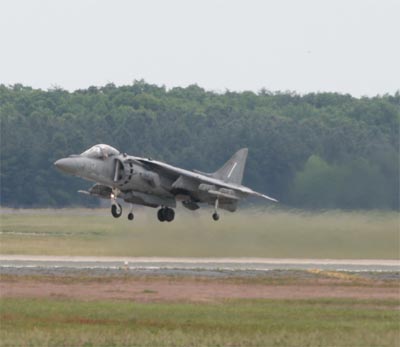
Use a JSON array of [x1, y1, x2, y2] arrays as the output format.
[[1, 209, 399, 346], [0, 208, 398, 258], [1, 297, 399, 347]]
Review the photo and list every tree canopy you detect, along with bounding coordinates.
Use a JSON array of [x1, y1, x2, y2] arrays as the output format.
[[1, 81, 398, 210]]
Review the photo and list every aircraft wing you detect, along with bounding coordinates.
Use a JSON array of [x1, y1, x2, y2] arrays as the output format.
[[130, 157, 278, 202]]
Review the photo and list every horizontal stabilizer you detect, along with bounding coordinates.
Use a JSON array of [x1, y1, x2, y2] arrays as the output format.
[[251, 191, 278, 202], [261, 194, 278, 202]]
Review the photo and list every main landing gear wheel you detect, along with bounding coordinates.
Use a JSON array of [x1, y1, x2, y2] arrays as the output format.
[[157, 209, 165, 222], [157, 207, 175, 222], [165, 208, 175, 222], [212, 212, 220, 221], [127, 212, 134, 220], [111, 203, 122, 218]]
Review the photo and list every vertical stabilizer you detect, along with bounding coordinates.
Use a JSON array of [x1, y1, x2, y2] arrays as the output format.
[[213, 148, 248, 185]]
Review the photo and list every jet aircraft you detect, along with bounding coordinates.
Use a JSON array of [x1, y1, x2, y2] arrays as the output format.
[[54, 144, 277, 221]]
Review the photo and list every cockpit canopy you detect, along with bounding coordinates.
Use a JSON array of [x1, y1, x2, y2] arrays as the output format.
[[80, 144, 120, 159]]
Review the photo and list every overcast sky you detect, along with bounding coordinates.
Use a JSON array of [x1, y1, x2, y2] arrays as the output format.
[[0, 0, 399, 96]]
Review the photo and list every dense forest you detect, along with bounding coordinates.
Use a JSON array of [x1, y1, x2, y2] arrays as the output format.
[[0, 81, 399, 210]]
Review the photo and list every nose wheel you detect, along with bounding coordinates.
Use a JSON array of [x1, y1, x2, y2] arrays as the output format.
[[110, 189, 122, 218], [157, 207, 175, 222], [111, 203, 122, 218]]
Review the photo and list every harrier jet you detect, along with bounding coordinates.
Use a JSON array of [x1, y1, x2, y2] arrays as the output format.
[[54, 144, 277, 222]]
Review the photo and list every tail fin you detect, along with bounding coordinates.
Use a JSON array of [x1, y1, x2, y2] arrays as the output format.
[[212, 148, 248, 184]]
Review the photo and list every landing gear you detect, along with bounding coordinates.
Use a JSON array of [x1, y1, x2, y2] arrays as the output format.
[[212, 212, 220, 221], [157, 209, 164, 222], [157, 207, 175, 222], [212, 198, 220, 221], [127, 204, 134, 220], [165, 208, 175, 222], [110, 189, 122, 218], [111, 203, 122, 218]]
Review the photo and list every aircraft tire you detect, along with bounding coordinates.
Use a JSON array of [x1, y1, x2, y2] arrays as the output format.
[[127, 212, 134, 220], [111, 203, 122, 218], [212, 212, 220, 221], [165, 208, 175, 222], [157, 208, 166, 222]]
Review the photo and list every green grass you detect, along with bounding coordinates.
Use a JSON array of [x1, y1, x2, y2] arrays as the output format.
[[0, 297, 399, 347], [0, 208, 399, 258]]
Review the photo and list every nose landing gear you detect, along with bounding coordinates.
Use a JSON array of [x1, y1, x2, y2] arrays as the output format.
[[157, 207, 175, 222], [110, 189, 122, 218], [111, 203, 122, 218]]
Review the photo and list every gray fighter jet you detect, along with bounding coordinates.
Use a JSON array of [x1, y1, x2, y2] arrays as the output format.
[[54, 144, 277, 221]]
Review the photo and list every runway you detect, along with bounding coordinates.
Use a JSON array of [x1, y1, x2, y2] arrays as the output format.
[[0, 255, 399, 273]]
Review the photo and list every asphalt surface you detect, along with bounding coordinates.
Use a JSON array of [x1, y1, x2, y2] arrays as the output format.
[[1, 255, 399, 274]]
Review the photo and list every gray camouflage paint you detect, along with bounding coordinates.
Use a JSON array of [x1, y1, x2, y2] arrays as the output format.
[[54, 144, 277, 220]]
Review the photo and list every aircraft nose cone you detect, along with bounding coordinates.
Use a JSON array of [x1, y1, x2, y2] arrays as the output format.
[[54, 158, 79, 175]]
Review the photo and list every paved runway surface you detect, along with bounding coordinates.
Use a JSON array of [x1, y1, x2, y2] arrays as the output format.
[[1, 255, 399, 273]]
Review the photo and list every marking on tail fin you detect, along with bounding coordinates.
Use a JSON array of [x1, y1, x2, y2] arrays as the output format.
[[227, 162, 237, 178]]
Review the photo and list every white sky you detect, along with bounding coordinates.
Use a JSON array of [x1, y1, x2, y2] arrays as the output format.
[[0, 0, 399, 96]]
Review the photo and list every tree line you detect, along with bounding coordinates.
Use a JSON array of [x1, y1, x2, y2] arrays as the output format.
[[1, 81, 398, 210]]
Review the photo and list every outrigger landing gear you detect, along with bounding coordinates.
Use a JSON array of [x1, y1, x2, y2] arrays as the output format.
[[157, 207, 175, 222], [127, 204, 134, 220], [212, 198, 220, 221]]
